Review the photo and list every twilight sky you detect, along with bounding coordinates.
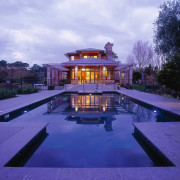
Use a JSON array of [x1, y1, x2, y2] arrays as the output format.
[[0, 0, 165, 65]]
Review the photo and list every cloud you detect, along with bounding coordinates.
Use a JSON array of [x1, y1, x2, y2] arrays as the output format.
[[58, 30, 84, 45], [89, 35, 114, 45], [0, 0, 165, 65]]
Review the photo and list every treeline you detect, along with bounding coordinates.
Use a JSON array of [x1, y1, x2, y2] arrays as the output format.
[[126, 0, 180, 97], [0, 60, 46, 83]]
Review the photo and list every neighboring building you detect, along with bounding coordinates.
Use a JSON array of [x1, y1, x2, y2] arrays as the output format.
[[45, 42, 134, 87]]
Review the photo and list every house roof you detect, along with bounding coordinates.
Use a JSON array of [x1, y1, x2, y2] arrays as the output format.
[[115, 63, 135, 70], [76, 48, 105, 52], [43, 64, 69, 71], [61, 57, 119, 66], [65, 48, 105, 57]]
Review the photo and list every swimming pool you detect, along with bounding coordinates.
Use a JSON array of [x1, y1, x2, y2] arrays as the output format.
[[3, 93, 178, 168]]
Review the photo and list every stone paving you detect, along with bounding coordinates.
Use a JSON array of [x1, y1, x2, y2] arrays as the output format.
[[0, 90, 64, 117], [118, 88, 180, 116], [0, 167, 180, 180], [133, 122, 180, 167], [0, 122, 48, 167]]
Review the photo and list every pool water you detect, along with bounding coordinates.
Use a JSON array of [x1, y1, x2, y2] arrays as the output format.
[[7, 93, 177, 167]]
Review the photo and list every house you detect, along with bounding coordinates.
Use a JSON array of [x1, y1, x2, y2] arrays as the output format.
[[45, 42, 134, 87]]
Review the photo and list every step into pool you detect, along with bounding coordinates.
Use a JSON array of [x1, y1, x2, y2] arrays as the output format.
[[3, 93, 179, 168]]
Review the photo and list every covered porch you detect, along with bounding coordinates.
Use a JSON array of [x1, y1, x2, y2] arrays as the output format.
[[61, 57, 118, 85]]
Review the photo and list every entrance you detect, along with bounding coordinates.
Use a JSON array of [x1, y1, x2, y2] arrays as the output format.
[[81, 69, 99, 84]]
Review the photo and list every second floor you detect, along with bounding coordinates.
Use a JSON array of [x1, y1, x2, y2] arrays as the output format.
[[65, 42, 114, 61]]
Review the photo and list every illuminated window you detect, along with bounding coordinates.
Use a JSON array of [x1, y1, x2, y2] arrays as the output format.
[[94, 56, 97, 58], [84, 56, 87, 58], [71, 56, 75, 60]]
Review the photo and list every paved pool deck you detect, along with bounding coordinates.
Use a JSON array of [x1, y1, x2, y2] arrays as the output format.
[[133, 122, 180, 168], [0, 122, 48, 167], [117, 88, 180, 117], [0, 90, 64, 117], [0, 89, 180, 179]]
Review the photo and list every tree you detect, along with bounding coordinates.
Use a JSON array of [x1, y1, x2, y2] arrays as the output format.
[[112, 51, 118, 61], [126, 40, 154, 72], [8, 61, 29, 68], [157, 54, 180, 95], [154, 0, 180, 56], [0, 60, 7, 68], [30, 64, 47, 83]]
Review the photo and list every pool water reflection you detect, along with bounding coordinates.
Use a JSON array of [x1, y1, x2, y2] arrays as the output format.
[[11, 93, 176, 167]]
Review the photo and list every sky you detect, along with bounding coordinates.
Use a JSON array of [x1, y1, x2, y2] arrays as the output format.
[[0, 0, 166, 66]]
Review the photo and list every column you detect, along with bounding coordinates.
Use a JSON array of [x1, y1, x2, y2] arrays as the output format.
[[126, 67, 129, 86], [54, 69, 57, 85], [47, 66, 51, 86], [119, 71, 122, 86], [103, 65, 106, 84], [75, 66, 78, 85], [99, 67, 102, 83], [129, 66, 133, 87], [124, 68, 127, 86], [52, 68, 55, 85]]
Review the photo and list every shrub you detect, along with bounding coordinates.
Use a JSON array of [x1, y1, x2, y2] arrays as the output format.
[[0, 89, 16, 100], [17, 86, 39, 94], [48, 86, 55, 90], [132, 85, 146, 91]]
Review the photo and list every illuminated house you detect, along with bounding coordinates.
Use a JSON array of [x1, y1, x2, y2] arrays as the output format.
[[45, 42, 134, 86]]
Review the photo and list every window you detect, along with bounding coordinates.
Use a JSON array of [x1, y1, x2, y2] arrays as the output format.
[[84, 56, 87, 58], [71, 56, 75, 60]]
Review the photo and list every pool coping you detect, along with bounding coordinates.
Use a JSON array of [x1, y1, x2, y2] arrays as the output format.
[[0, 90, 65, 121], [116, 90, 180, 120], [133, 122, 180, 168], [0, 122, 48, 167]]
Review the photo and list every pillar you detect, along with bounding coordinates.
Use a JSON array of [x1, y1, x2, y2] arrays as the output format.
[[47, 66, 51, 86], [103, 66, 106, 84], [119, 71, 122, 86], [129, 66, 133, 87], [124, 68, 127, 86], [52, 68, 55, 85], [126, 67, 129, 86], [54, 69, 58, 85], [75, 66, 78, 85]]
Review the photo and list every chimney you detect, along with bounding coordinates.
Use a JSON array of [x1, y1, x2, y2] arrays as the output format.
[[104, 42, 113, 60]]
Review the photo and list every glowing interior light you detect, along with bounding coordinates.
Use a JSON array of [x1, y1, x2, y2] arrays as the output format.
[[82, 68, 85, 71], [90, 94, 91, 95]]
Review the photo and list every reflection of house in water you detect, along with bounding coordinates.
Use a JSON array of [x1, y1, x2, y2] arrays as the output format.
[[46, 96, 69, 114], [46, 94, 134, 132]]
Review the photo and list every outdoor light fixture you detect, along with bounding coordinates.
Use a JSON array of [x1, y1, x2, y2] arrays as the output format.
[[24, 110, 27, 113], [4, 114, 9, 119], [90, 94, 91, 95], [154, 110, 157, 113], [82, 68, 85, 71]]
